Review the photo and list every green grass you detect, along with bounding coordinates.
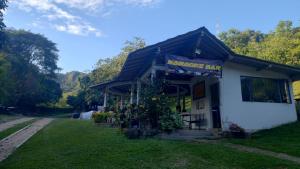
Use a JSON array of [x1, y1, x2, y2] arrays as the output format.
[[0, 119, 35, 140], [228, 122, 300, 157], [0, 119, 299, 169], [0, 114, 21, 124]]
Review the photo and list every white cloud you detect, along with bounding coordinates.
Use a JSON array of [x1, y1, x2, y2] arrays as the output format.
[[11, 0, 160, 37], [54, 23, 103, 37]]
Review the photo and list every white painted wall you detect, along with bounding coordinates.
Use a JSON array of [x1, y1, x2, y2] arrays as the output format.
[[220, 62, 297, 132]]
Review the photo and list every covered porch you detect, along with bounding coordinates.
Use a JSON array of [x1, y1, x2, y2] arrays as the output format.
[[92, 54, 223, 131]]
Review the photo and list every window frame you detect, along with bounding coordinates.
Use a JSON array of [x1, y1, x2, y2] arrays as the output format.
[[240, 76, 292, 104]]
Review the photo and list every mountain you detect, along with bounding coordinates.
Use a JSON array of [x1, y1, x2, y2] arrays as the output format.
[[57, 71, 85, 93]]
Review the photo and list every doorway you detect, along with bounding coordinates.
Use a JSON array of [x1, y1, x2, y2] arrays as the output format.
[[210, 83, 221, 128]]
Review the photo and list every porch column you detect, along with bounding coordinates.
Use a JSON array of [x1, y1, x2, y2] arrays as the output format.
[[176, 85, 181, 112], [136, 80, 141, 105], [103, 86, 108, 108], [130, 83, 134, 105], [120, 95, 124, 109], [151, 67, 156, 85], [182, 94, 186, 112]]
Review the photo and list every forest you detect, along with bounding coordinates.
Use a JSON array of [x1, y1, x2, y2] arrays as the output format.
[[0, 0, 299, 112]]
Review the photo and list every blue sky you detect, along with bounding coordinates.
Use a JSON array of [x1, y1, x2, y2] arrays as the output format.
[[4, 0, 300, 73]]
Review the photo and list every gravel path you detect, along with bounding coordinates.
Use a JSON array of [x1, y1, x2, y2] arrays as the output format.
[[196, 140, 300, 165], [0, 117, 35, 132], [0, 118, 53, 162]]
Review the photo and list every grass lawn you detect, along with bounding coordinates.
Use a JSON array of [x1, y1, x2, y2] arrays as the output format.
[[0, 114, 22, 124], [228, 122, 300, 157], [0, 119, 36, 140], [0, 119, 299, 169]]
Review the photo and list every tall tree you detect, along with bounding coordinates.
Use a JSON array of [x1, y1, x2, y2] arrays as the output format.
[[90, 37, 146, 84], [220, 21, 300, 66], [0, 0, 8, 50], [1, 29, 62, 107], [0, 0, 7, 30]]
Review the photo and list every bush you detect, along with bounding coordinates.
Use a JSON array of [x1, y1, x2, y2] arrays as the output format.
[[159, 111, 183, 133], [92, 111, 113, 123]]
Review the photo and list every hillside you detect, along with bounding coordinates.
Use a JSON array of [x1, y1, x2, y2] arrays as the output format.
[[58, 71, 85, 93], [55, 71, 86, 108]]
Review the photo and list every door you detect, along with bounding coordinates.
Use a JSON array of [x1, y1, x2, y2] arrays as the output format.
[[210, 83, 221, 128]]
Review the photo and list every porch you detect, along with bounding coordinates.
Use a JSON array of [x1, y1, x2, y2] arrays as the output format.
[[92, 54, 223, 131]]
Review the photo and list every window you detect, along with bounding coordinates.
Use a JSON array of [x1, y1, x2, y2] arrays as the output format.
[[240, 76, 291, 103]]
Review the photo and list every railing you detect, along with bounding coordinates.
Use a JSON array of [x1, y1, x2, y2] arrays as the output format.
[[181, 113, 207, 129]]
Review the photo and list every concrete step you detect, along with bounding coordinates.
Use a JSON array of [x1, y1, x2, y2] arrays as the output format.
[[157, 129, 219, 141]]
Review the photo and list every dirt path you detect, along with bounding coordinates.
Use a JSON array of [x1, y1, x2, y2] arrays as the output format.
[[196, 140, 300, 165], [0, 117, 35, 132], [0, 118, 53, 162]]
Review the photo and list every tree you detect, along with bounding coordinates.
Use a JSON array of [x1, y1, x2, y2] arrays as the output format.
[[219, 29, 265, 55], [90, 37, 146, 84], [0, 0, 7, 30], [0, 53, 10, 104], [0, 0, 8, 50], [1, 29, 62, 107]]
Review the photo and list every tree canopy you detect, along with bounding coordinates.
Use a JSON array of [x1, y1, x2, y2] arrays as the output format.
[[0, 0, 7, 30], [219, 21, 300, 67], [0, 29, 62, 108]]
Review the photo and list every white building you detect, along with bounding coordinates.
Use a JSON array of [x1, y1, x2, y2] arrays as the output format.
[[92, 27, 300, 132]]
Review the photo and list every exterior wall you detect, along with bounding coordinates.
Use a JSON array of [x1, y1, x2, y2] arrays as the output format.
[[220, 62, 297, 132]]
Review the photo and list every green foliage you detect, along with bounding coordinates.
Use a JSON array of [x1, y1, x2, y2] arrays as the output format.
[[159, 110, 183, 132], [90, 37, 146, 84], [0, 29, 62, 108], [219, 29, 265, 55], [57, 71, 85, 93], [0, 53, 10, 104], [219, 20, 300, 66], [0, 0, 7, 30], [141, 80, 182, 131], [92, 111, 113, 123], [293, 81, 300, 100]]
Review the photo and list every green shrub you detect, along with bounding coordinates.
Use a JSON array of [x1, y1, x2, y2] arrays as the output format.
[[159, 111, 183, 132], [92, 112, 113, 123]]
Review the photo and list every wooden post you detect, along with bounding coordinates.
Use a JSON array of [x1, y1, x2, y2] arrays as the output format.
[[120, 95, 124, 109], [176, 85, 181, 112], [182, 94, 186, 112], [150, 60, 156, 85], [136, 80, 141, 105], [103, 87, 108, 108], [130, 83, 134, 105]]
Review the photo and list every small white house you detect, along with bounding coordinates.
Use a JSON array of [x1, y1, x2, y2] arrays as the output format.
[[92, 27, 300, 132]]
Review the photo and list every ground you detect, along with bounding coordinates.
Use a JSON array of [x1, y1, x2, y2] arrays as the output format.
[[227, 121, 300, 157], [0, 119, 299, 169], [0, 115, 22, 124], [0, 119, 35, 140]]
